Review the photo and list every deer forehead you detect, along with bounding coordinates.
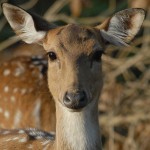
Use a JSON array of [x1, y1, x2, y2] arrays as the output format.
[[43, 24, 103, 56]]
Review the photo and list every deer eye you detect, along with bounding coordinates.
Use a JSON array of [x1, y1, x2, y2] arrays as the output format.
[[92, 50, 103, 62], [47, 52, 57, 61]]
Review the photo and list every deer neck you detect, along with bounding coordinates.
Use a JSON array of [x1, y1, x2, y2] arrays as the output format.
[[55, 101, 102, 150]]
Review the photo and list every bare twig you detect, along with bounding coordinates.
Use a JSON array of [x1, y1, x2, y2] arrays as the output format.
[[19, 0, 39, 9], [44, 0, 72, 19], [0, 36, 20, 52], [100, 113, 150, 126]]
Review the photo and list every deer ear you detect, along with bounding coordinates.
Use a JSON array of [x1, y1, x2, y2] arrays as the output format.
[[96, 8, 146, 46], [2, 3, 55, 44]]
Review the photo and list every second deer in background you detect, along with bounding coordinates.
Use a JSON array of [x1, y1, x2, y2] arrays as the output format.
[[0, 56, 56, 131]]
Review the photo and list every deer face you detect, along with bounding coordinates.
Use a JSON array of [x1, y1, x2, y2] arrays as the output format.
[[43, 24, 104, 110], [2, 3, 145, 111]]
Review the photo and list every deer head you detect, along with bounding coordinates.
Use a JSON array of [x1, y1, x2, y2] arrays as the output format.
[[2, 3, 145, 112]]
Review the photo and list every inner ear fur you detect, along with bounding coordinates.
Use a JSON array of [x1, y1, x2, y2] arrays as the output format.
[[96, 8, 146, 46], [2, 3, 57, 44]]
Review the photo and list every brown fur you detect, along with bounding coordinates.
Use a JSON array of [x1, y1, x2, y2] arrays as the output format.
[[43, 24, 103, 106], [0, 56, 55, 131]]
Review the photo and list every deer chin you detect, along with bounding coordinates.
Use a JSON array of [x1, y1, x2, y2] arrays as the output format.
[[59, 101, 87, 112], [66, 108, 83, 113]]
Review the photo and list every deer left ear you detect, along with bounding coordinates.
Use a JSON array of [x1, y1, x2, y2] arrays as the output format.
[[96, 8, 146, 46], [2, 3, 56, 44]]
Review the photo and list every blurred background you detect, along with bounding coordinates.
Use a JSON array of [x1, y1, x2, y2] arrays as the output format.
[[0, 0, 149, 150]]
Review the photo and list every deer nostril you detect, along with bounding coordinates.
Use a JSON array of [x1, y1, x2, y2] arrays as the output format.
[[63, 91, 87, 110], [65, 97, 71, 102], [79, 93, 85, 102], [64, 94, 72, 103]]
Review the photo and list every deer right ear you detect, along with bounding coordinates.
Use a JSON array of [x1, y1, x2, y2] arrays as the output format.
[[2, 3, 55, 44], [96, 8, 146, 46]]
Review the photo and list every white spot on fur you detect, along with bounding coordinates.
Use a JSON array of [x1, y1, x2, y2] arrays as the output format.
[[14, 110, 22, 127], [21, 88, 27, 95], [4, 110, 10, 119], [4, 86, 9, 92], [43, 143, 50, 150], [18, 130, 25, 134], [5, 138, 12, 142], [12, 137, 20, 140], [14, 67, 25, 77], [3, 69, 10, 76], [19, 137, 27, 143], [10, 96, 16, 102], [42, 140, 50, 146], [13, 88, 18, 93], [32, 99, 41, 128]]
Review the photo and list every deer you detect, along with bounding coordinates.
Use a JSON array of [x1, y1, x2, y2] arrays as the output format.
[[0, 3, 145, 150], [0, 55, 56, 131]]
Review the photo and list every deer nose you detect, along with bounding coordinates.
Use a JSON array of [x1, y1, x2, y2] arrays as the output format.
[[63, 91, 87, 109]]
